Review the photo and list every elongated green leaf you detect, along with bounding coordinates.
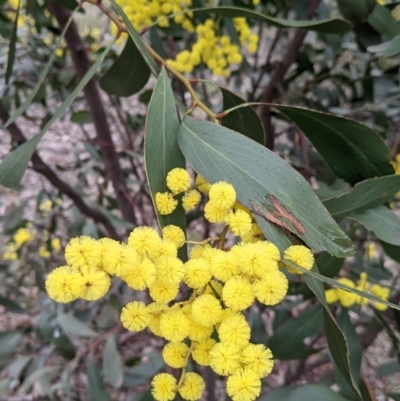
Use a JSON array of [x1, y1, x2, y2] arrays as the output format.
[[100, 37, 150, 97], [323, 175, 400, 218], [177, 117, 354, 257], [195, 6, 352, 34], [387, 394, 400, 401], [103, 335, 123, 388], [317, 252, 344, 278], [57, 313, 98, 337], [367, 4, 400, 39], [334, 309, 362, 397], [287, 385, 351, 401], [274, 105, 393, 185], [268, 304, 323, 360], [109, 0, 160, 76], [123, 353, 164, 388], [380, 241, 400, 263], [145, 68, 187, 259], [5, 7, 78, 127], [301, 268, 361, 399], [3, 202, 26, 233], [0, 41, 113, 189], [254, 215, 293, 252], [348, 206, 400, 246], [221, 88, 265, 145], [5, 1, 19, 85], [0, 331, 23, 366], [88, 357, 112, 401], [368, 34, 400, 56], [287, 261, 400, 311]]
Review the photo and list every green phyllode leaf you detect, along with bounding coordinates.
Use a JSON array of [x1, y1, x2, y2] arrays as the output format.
[[323, 175, 400, 219], [177, 116, 354, 257], [144, 68, 187, 260], [301, 267, 362, 399], [100, 37, 151, 97], [194, 6, 353, 34], [5, 0, 19, 85], [220, 88, 265, 145], [348, 205, 400, 246], [368, 34, 400, 57], [87, 357, 112, 401], [268, 304, 323, 360], [0, 40, 113, 189], [274, 105, 394, 185]]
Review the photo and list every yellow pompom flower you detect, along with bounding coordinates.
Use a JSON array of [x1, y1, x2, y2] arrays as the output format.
[[190, 244, 208, 259], [209, 342, 241, 376], [13, 228, 32, 247], [204, 201, 229, 223], [78, 268, 110, 301], [325, 288, 338, 304], [226, 369, 261, 401], [192, 338, 216, 366], [45, 266, 83, 303], [162, 342, 189, 368], [208, 181, 236, 209], [65, 236, 101, 270], [212, 249, 239, 282], [218, 315, 251, 348], [149, 279, 179, 303], [192, 294, 223, 327], [39, 245, 51, 259], [283, 245, 314, 274], [98, 237, 119, 270], [241, 223, 264, 243], [120, 301, 150, 332], [162, 225, 185, 248], [166, 168, 191, 194], [156, 256, 185, 285], [226, 209, 252, 236], [336, 278, 357, 308], [187, 314, 214, 342], [148, 240, 177, 262], [370, 284, 390, 311], [103, 242, 139, 277], [184, 258, 212, 289], [128, 226, 161, 257], [156, 192, 178, 215], [178, 372, 205, 401], [151, 373, 177, 401], [223, 277, 255, 311], [204, 280, 223, 298], [239, 242, 278, 278], [253, 270, 288, 306], [148, 302, 169, 336], [121, 257, 156, 290], [51, 238, 61, 252], [195, 174, 210, 193], [182, 189, 201, 211], [241, 344, 274, 378], [160, 310, 190, 342]]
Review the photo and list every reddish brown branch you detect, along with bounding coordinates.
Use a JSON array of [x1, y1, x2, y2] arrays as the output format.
[[47, 0, 136, 225], [257, 0, 321, 149], [0, 101, 121, 240]]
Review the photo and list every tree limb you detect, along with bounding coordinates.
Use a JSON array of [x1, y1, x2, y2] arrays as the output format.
[[0, 101, 121, 240], [47, 0, 137, 224], [257, 0, 321, 149]]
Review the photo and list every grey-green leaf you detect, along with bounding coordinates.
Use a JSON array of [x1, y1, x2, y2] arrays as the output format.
[[368, 34, 400, 57], [323, 175, 400, 219], [145, 67, 187, 259], [268, 304, 323, 360], [301, 267, 361, 399], [274, 105, 393, 185], [88, 357, 112, 401], [195, 6, 353, 34], [5, 1, 19, 85], [103, 335, 123, 388], [0, 41, 113, 189], [177, 116, 354, 257], [221, 88, 265, 145], [57, 313, 98, 337], [100, 37, 150, 97], [348, 205, 400, 246], [123, 353, 164, 388], [109, 0, 159, 76], [367, 4, 400, 39]]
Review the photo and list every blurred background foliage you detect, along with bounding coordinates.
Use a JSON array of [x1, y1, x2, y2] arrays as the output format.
[[1, 0, 400, 400]]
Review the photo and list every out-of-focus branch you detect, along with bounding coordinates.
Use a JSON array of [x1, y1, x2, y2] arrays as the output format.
[[47, 0, 137, 225], [0, 101, 121, 240], [257, 0, 321, 150]]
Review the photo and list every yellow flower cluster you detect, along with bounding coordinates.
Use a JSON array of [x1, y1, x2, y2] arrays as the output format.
[[2, 227, 34, 261], [325, 273, 390, 311], [114, 0, 259, 77], [156, 168, 201, 214], [45, 169, 318, 401]]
